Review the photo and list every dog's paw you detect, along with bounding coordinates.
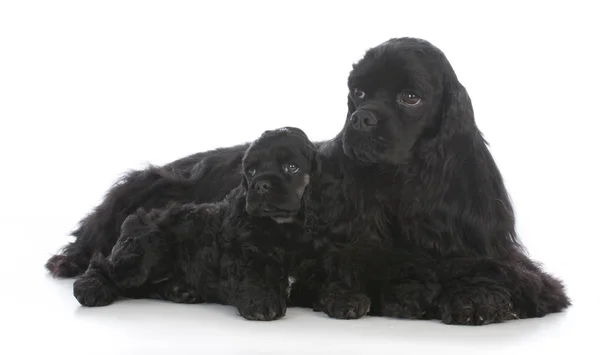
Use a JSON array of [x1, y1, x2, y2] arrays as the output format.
[[236, 289, 287, 321], [318, 289, 371, 320], [438, 285, 517, 325], [380, 281, 441, 319], [73, 269, 119, 307], [45, 254, 85, 278]]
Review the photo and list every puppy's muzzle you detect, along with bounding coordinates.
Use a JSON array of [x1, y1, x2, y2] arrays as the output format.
[[252, 180, 271, 194]]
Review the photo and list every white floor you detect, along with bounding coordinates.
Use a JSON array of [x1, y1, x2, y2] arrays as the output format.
[[2, 1, 599, 354], [1, 213, 596, 355]]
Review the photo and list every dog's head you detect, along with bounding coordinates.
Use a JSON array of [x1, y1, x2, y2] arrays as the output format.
[[342, 37, 474, 166], [242, 127, 318, 223]]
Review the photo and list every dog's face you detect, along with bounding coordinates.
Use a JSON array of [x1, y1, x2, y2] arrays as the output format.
[[242, 127, 317, 223], [342, 37, 448, 166]]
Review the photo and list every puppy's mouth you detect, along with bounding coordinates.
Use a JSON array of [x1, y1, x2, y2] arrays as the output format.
[[249, 204, 298, 222]]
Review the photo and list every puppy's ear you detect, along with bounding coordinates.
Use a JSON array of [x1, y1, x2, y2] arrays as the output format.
[[346, 94, 356, 121], [240, 172, 249, 192]]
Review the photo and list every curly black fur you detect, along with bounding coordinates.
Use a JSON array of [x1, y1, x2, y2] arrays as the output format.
[[72, 127, 319, 321], [289, 37, 570, 324], [47, 37, 570, 325]]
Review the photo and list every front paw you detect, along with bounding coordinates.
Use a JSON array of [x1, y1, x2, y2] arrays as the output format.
[[438, 284, 517, 325], [153, 279, 202, 304], [317, 286, 371, 319], [73, 268, 119, 307], [236, 289, 287, 321], [380, 281, 441, 319]]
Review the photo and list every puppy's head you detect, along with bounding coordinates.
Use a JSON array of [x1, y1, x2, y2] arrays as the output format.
[[242, 127, 318, 223], [342, 37, 472, 166]]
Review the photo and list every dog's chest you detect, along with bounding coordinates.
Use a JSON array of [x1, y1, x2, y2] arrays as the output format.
[[323, 188, 392, 245]]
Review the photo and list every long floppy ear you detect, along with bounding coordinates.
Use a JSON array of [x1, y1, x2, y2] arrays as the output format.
[[301, 143, 320, 239], [427, 55, 524, 256], [346, 94, 356, 121], [308, 143, 321, 175], [240, 171, 249, 191], [438, 61, 477, 143]]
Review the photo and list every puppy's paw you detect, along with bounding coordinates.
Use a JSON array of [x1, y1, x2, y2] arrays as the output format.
[[236, 289, 287, 321], [438, 285, 516, 325], [380, 281, 441, 319], [73, 269, 119, 307], [318, 287, 371, 320], [153, 279, 203, 304]]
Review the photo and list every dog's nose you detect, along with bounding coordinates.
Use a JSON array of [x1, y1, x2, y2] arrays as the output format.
[[351, 110, 378, 131], [254, 180, 271, 194]]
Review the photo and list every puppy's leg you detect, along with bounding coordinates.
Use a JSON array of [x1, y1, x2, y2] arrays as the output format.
[[230, 249, 289, 321], [108, 209, 173, 289], [73, 210, 167, 307], [147, 278, 204, 304], [47, 166, 194, 279], [73, 253, 120, 307]]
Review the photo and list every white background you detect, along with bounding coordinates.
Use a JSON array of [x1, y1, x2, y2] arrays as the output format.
[[1, 1, 598, 354]]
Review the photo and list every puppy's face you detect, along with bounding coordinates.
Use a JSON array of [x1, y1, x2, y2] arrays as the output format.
[[242, 127, 317, 223], [342, 38, 445, 166]]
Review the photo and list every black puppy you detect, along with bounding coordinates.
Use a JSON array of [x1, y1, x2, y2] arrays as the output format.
[[72, 127, 318, 321]]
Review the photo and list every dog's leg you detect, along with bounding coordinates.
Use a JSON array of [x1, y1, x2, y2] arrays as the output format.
[[430, 257, 565, 325], [315, 282, 371, 319], [314, 247, 372, 320]]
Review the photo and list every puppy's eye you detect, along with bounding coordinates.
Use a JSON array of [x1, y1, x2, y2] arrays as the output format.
[[282, 163, 299, 174], [353, 88, 366, 99], [247, 168, 256, 176], [397, 90, 422, 106]]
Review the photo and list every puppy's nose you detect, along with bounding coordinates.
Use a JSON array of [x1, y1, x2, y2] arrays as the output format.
[[254, 180, 271, 194], [351, 110, 378, 131]]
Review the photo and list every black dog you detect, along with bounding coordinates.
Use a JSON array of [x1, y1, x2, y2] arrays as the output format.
[[72, 127, 318, 321], [291, 37, 570, 324], [47, 37, 570, 325]]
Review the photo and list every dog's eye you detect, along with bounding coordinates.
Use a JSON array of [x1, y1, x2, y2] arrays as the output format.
[[247, 168, 256, 176], [353, 88, 366, 99], [282, 163, 299, 174], [397, 90, 422, 106]]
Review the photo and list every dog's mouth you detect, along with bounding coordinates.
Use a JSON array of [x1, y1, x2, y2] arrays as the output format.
[[342, 128, 396, 165], [342, 138, 380, 164]]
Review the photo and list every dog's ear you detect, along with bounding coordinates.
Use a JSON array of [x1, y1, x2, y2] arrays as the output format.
[[310, 153, 322, 176], [307, 142, 321, 175], [438, 62, 476, 142]]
